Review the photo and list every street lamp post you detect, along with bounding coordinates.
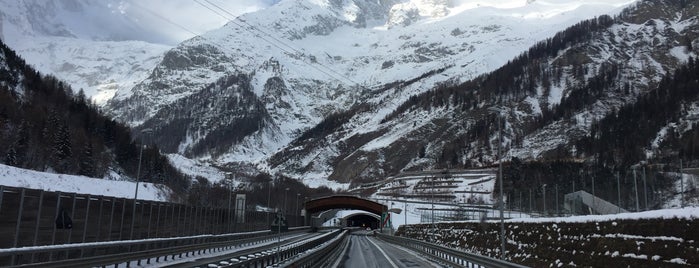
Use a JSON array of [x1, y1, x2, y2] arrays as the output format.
[[555, 184, 559, 216], [617, 172, 622, 213], [529, 188, 533, 212], [542, 184, 547, 216], [130, 128, 152, 240], [277, 187, 289, 263], [267, 179, 272, 224], [227, 173, 234, 233], [284, 188, 289, 215], [431, 176, 435, 241], [633, 168, 640, 211], [295, 193, 301, 226], [489, 107, 506, 260], [591, 174, 596, 215], [390, 202, 395, 234], [680, 159, 684, 208]]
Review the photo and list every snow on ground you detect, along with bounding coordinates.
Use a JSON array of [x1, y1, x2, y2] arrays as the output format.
[[662, 172, 699, 209], [324, 165, 698, 231], [373, 170, 498, 204], [0, 164, 171, 202], [167, 153, 228, 184], [496, 207, 699, 223], [294, 171, 351, 191], [322, 196, 684, 231]]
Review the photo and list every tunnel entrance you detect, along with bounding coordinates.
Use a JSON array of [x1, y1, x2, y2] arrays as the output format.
[[304, 196, 388, 228], [346, 214, 379, 229]]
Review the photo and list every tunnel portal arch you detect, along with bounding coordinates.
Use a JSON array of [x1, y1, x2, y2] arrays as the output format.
[[304, 195, 388, 216]]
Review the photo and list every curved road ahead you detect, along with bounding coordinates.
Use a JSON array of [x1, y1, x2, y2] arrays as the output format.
[[338, 231, 442, 268]]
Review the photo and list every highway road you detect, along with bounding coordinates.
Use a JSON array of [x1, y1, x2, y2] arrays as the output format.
[[338, 231, 443, 268]]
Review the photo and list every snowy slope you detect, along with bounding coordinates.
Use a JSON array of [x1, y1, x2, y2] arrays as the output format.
[[0, 0, 271, 105], [0, 164, 171, 201], [509, 3, 699, 160], [12, 36, 168, 104], [0, 0, 171, 105]]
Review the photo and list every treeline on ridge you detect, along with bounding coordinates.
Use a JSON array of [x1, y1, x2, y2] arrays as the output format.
[[576, 57, 699, 168], [381, 14, 617, 123]]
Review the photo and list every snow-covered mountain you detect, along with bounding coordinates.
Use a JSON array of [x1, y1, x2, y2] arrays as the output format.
[[0, 0, 171, 104], [105, 0, 637, 186], [9, 0, 696, 193], [0, 0, 269, 105], [315, 0, 697, 185], [10, 37, 168, 104]]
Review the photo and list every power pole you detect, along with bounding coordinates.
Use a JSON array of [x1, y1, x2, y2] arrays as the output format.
[[130, 144, 144, 240], [519, 191, 522, 211], [680, 159, 684, 208], [633, 169, 640, 212], [431, 176, 435, 241], [405, 201, 407, 226], [542, 184, 547, 216], [616, 172, 621, 213], [591, 175, 595, 215], [267, 179, 272, 224], [529, 188, 533, 213], [643, 166, 648, 211], [555, 184, 559, 216], [492, 107, 506, 260], [130, 128, 152, 240], [228, 173, 232, 233]]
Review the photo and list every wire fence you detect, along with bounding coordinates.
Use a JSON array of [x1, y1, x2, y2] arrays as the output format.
[[415, 170, 699, 223], [0, 186, 304, 254]]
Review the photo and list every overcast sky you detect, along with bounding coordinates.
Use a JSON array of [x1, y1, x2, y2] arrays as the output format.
[[108, 0, 280, 44]]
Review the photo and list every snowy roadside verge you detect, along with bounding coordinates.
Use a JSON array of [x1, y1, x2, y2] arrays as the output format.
[[0, 164, 171, 202], [398, 207, 699, 267]]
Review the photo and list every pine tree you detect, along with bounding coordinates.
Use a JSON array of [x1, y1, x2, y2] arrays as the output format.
[[5, 146, 17, 166], [78, 141, 94, 177], [51, 121, 72, 172]]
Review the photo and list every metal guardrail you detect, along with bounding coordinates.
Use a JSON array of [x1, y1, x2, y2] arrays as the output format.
[[281, 230, 348, 268], [210, 229, 346, 268], [377, 234, 528, 268], [0, 227, 310, 267]]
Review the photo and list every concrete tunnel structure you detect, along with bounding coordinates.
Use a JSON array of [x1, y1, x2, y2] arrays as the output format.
[[304, 195, 388, 228]]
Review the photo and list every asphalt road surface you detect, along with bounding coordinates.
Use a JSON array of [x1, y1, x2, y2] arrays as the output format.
[[339, 231, 443, 268]]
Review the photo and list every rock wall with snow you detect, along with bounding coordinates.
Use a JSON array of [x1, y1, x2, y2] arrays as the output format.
[[398, 208, 699, 266]]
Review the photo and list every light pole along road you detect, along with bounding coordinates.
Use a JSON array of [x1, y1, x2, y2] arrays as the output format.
[[130, 128, 152, 240], [488, 106, 507, 260]]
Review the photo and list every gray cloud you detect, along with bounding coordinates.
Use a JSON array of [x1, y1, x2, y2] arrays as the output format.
[[114, 0, 279, 45], [0, 0, 278, 45]]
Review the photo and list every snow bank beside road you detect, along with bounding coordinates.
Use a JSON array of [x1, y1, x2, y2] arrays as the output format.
[[0, 164, 171, 202], [502, 207, 699, 223]]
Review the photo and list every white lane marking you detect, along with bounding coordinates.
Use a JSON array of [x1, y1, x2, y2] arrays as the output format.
[[379, 239, 443, 268], [367, 236, 399, 268]]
